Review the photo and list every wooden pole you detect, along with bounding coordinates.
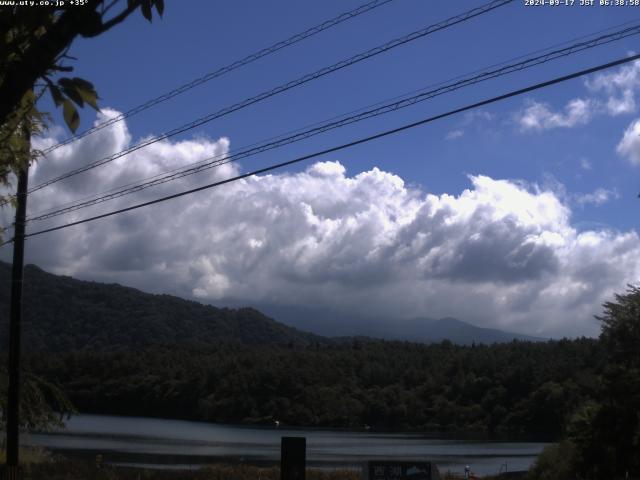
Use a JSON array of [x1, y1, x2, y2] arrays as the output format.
[[5, 128, 30, 478], [280, 436, 306, 480]]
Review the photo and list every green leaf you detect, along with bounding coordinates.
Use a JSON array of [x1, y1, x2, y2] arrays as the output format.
[[21, 89, 36, 107], [141, 0, 152, 21], [62, 99, 80, 133], [72, 77, 100, 111], [58, 78, 84, 108], [34, 25, 47, 38], [71, 77, 94, 91], [49, 85, 64, 107], [57, 77, 73, 89], [154, 0, 164, 17], [52, 65, 74, 72]]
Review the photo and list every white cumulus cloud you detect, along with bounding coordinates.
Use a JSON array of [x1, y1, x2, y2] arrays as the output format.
[[2, 109, 640, 339], [575, 187, 619, 206], [517, 98, 594, 132], [515, 60, 640, 136], [579, 158, 592, 171], [616, 118, 640, 165], [445, 129, 464, 141], [586, 58, 640, 116]]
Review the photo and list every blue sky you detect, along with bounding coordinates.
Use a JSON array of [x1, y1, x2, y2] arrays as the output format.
[[6, 0, 640, 337], [56, 0, 640, 229]]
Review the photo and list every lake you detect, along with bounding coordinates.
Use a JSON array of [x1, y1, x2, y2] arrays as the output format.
[[24, 414, 549, 476]]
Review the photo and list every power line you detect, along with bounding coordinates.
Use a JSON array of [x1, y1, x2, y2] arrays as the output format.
[[28, 0, 513, 195], [27, 15, 640, 220], [13, 18, 638, 231], [40, 0, 396, 155], [27, 16, 640, 221], [2, 52, 636, 247], [25, 23, 640, 223]]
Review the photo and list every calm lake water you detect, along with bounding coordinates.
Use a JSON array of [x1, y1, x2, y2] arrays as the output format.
[[24, 414, 549, 476]]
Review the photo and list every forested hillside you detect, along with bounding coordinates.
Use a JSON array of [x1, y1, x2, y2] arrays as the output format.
[[0, 262, 322, 351], [0, 262, 543, 348], [26, 337, 602, 438]]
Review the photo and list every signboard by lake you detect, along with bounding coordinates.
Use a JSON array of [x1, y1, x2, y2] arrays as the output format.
[[366, 461, 438, 480]]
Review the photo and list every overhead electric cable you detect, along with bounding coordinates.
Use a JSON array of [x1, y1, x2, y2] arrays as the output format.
[[26, 23, 640, 222], [1, 52, 636, 247], [41, 0, 396, 155], [11, 18, 637, 226], [28, 16, 640, 220], [28, 0, 513, 194]]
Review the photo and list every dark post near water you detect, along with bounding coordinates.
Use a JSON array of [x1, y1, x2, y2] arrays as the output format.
[[280, 436, 306, 480], [5, 131, 30, 480]]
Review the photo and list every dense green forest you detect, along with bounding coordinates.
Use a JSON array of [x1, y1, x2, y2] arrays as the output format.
[[26, 338, 602, 438], [527, 287, 640, 479], [0, 262, 323, 351]]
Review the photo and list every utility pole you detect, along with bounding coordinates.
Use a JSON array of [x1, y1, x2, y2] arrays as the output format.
[[5, 127, 30, 480]]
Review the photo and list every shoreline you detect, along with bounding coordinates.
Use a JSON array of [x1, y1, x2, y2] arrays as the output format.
[[43, 412, 555, 443]]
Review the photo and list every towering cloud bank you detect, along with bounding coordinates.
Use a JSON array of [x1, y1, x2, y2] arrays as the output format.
[[2, 109, 638, 338]]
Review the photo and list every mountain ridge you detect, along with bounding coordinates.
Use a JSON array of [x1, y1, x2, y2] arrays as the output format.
[[235, 302, 544, 344], [0, 261, 543, 351], [0, 261, 323, 352]]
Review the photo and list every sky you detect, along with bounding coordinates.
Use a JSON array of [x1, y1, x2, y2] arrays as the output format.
[[3, 0, 640, 338]]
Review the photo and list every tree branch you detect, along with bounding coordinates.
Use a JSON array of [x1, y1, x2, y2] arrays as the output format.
[[83, 0, 140, 38], [0, 1, 142, 126], [101, 0, 121, 16]]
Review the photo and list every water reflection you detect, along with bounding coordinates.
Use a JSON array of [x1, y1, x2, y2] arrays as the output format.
[[24, 414, 549, 476]]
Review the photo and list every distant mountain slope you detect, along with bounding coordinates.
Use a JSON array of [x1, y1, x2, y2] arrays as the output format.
[[402, 317, 544, 344], [247, 303, 544, 344], [0, 262, 322, 352], [0, 261, 542, 352]]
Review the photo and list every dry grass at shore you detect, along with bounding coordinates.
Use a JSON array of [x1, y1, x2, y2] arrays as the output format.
[[21, 458, 361, 480], [4, 448, 518, 480], [20, 461, 518, 480]]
